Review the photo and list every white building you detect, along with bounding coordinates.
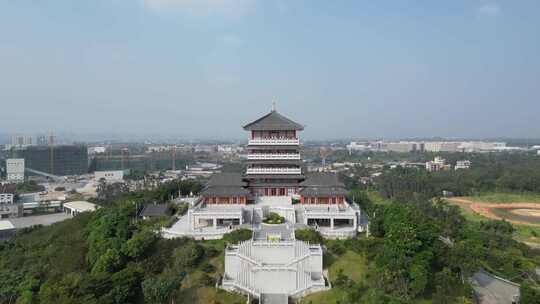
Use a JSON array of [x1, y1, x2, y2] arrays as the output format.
[[6, 158, 25, 183], [455, 160, 471, 170], [386, 141, 423, 153], [426, 157, 450, 172], [95, 170, 127, 183], [63, 201, 99, 216], [0, 193, 14, 205], [458, 141, 506, 152], [88, 146, 107, 154], [424, 142, 461, 153], [346, 142, 369, 154]]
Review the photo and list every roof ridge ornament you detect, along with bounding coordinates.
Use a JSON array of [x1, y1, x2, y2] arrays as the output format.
[[272, 100, 276, 112]]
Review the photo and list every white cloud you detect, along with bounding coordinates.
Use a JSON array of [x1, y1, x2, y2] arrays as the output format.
[[143, 0, 255, 17], [477, 3, 501, 17]]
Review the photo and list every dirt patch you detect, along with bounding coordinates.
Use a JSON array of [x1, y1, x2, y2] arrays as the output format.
[[447, 198, 540, 227], [511, 209, 540, 217]]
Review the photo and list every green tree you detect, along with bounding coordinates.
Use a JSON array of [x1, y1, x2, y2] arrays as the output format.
[[173, 242, 204, 268], [91, 249, 123, 275], [520, 282, 540, 304], [122, 230, 157, 259]]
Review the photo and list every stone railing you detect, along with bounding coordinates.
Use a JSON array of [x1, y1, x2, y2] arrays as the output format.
[[246, 168, 302, 175], [248, 138, 299, 145]]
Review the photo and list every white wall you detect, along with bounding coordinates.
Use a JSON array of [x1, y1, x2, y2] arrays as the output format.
[[95, 170, 124, 182]]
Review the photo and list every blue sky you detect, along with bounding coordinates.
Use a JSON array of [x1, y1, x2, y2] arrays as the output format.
[[1, 0, 539, 139]]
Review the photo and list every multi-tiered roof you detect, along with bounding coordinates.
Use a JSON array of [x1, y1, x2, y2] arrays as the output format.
[[199, 108, 347, 203], [242, 110, 304, 131]]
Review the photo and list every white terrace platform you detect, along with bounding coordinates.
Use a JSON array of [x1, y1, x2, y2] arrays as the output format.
[[162, 196, 365, 240]]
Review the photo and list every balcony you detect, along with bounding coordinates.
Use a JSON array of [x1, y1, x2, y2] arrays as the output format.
[[248, 138, 299, 145], [246, 167, 302, 175], [247, 153, 301, 160]]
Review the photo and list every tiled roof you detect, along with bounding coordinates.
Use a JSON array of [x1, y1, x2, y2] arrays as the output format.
[[299, 172, 347, 197], [202, 172, 250, 197], [207, 173, 247, 187], [201, 186, 251, 197], [300, 172, 344, 187], [243, 110, 304, 131]]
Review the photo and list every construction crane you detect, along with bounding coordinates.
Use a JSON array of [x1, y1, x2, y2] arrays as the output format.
[[172, 145, 177, 171], [48, 132, 55, 175]]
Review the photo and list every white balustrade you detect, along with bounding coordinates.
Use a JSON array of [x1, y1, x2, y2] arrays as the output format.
[[246, 168, 302, 175], [248, 138, 299, 145], [247, 153, 301, 160]]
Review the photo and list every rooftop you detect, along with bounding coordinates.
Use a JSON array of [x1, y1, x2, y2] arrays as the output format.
[[207, 172, 246, 187], [63, 201, 99, 212], [300, 172, 344, 187], [243, 110, 304, 131], [202, 172, 251, 197], [0, 220, 15, 231], [201, 186, 251, 197], [0, 184, 17, 194], [299, 172, 347, 197]]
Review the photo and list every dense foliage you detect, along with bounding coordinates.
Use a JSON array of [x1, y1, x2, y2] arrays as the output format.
[[373, 152, 540, 198], [15, 181, 45, 194], [0, 179, 241, 304]]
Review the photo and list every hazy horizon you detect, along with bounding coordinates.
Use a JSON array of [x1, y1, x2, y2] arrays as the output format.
[[1, 1, 539, 139]]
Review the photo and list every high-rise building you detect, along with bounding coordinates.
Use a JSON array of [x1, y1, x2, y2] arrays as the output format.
[[10, 145, 88, 176]]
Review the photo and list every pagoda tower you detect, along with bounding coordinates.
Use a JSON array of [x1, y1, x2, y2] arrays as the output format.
[[243, 108, 305, 196]]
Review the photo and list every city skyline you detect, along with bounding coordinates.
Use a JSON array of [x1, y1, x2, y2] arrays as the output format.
[[1, 1, 539, 139]]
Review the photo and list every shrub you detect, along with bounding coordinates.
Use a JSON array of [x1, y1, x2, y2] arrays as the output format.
[[295, 229, 323, 244], [177, 203, 189, 216], [263, 212, 285, 224], [223, 229, 252, 243], [328, 242, 346, 256], [198, 273, 215, 286], [201, 262, 215, 273]]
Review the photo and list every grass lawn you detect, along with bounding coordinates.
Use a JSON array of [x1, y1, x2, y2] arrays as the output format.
[[328, 250, 367, 283], [299, 288, 349, 304], [180, 286, 246, 304], [301, 250, 367, 304]]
